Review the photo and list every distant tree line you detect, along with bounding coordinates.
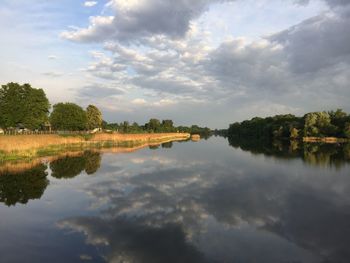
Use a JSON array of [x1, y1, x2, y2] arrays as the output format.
[[103, 119, 211, 136], [228, 110, 350, 140], [0, 82, 210, 134]]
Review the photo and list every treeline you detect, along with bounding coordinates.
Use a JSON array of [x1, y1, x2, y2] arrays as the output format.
[[0, 82, 210, 134], [103, 119, 211, 136], [228, 110, 350, 140]]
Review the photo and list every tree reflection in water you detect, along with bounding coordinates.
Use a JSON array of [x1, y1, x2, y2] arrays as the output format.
[[50, 151, 102, 179], [162, 142, 173, 148], [58, 139, 350, 262], [0, 151, 102, 206], [0, 163, 49, 206], [228, 137, 350, 168], [2, 138, 350, 262]]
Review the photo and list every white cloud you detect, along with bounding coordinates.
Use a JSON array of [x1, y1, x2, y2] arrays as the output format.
[[62, 0, 237, 42], [48, 55, 58, 60], [84, 1, 98, 7], [42, 71, 64, 78], [132, 98, 147, 105], [2, 0, 350, 127]]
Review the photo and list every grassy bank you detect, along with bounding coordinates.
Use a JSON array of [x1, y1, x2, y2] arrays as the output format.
[[303, 137, 350, 143], [0, 133, 190, 162], [0, 143, 167, 174]]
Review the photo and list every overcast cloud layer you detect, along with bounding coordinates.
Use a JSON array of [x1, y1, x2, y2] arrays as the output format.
[[0, 0, 349, 127]]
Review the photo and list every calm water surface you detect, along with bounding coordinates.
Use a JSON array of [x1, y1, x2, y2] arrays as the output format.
[[1, 137, 350, 263]]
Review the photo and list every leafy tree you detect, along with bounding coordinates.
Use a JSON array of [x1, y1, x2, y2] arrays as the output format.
[[344, 123, 350, 139], [329, 109, 349, 137], [129, 122, 144, 133], [304, 112, 338, 137], [146, 119, 161, 132], [0, 82, 50, 129], [50, 103, 87, 131], [227, 110, 350, 140], [290, 127, 300, 139], [86, 105, 102, 130], [122, 121, 130, 133], [161, 120, 174, 132]]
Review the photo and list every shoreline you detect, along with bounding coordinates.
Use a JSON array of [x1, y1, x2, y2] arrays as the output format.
[[0, 133, 190, 162], [0, 142, 177, 175], [302, 137, 349, 143], [227, 135, 350, 144]]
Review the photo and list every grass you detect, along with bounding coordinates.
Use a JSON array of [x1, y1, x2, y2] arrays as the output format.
[[0, 133, 190, 162], [303, 137, 350, 143]]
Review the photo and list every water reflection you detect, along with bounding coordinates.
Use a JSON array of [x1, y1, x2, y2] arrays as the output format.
[[162, 141, 173, 148], [229, 137, 350, 168], [149, 145, 160, 150], [0, 151, 102, 206], [58, 139, 350, 263], [59, 218, 206, 263], [1, 138, 350, 262], [50, 151, 101, 179], [0, 163, 49, 206]]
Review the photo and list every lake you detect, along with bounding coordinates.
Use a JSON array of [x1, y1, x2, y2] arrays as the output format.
[[0, 137, 350, 263]]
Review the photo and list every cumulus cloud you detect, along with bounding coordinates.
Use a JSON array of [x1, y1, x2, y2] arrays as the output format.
[[59, 0, 350, 126], [206, 38, 289, 94], [77, 84, 124, 99], [77, 22, 350, 125], [61, 0, 236, 42], [299, 0, 350, 7], [270, 10, 350, 73]]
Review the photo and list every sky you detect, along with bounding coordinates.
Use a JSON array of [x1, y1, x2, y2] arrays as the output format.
[[0, 0, 349, 128]]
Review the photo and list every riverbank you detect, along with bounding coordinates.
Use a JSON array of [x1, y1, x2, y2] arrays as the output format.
[[303, 137, 350, 143], [0, 142, 173, 174], [0, 133, 190, 162]]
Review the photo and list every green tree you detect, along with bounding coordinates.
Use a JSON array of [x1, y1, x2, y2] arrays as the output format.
[[0, 82, 50, 129], [344, 122, 350, 139], [304, 112, 338, 137], [122, 121, 130, 133], [50, 103, 87, 131], [161, 120, 174, 132], [290, 127, 300, 139], [86, 105, 102, 130], [329, 109, 349, 137], [129, 122, 143, 133], [146, 119, 161, 132]]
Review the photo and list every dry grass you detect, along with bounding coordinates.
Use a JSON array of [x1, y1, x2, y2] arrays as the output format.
[[0, 133, 190, 162], [0, 134, 83, 152], [0, 137, 187, 174], [303, 137, 349, 143], [0, 133, 189, 153], [0, 151, 84, 174], [191, 134, 201, 141], [91, 133, 190, 143]]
